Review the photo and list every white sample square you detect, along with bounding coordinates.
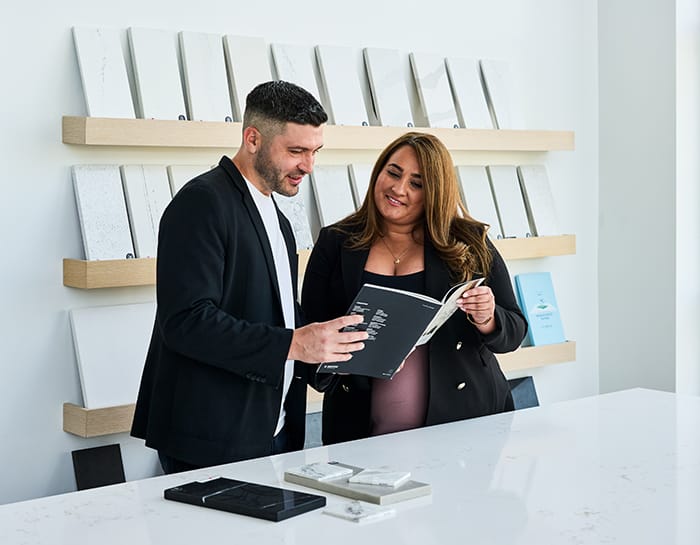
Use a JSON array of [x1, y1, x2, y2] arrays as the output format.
[[487, 165, 532, 238], [445, 57, 493, 129], [179, 31, 232, 122], [274, 192, 314, 250], [348, 469, 411, 488], [285, 463, 354, 482], [310, 165, 356, 227], [363, 48, 413, 127], [456, 165, 502, 239], [120, 165, 172, 258], [315, 45, 368, 126], [324, 501, 396, 524], [480, 59, 514, 129], [223, 35, 272, 121], [270, 43, 321, 101], [72, 164, 134, 261], [517, 165, 560, 236], [70, 302, 155, 409], [72, 27, 135, 118], [409, 52, 459, 128], [128, 27, 187, 120]]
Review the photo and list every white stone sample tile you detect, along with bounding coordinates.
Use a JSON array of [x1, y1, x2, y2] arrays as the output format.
[[120, 165, 172, 258], [72, 27, 135, 118], [310, 165, 356, 227], [70, 302, 155, 409], [479, 59, 514, 129], [167, 164, 209, 196], [324, 501, 396, 524], [363, 48, 413, 128], [286, 463, 354, 482], [348, 163, 373, 210], [517, 165, 560, 236], [128, 27, 187, 120], [72, 164, 134, 260], [274, 192, 314, 250], [409, 52, 459, 129], [445, 57, 494, 129], [348, 469, 411, 488], [179, 31, 232, 122], [270, 43, 321, 101], [315, 45, 368, 126], [456, 165, 502, 239], [486, 165, 531, 238], [223, 35, 272, 121]]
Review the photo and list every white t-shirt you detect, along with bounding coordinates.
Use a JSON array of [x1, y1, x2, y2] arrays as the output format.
[[244, 177, 296, 436]]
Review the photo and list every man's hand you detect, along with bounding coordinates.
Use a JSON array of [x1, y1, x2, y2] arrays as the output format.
[[289, 315, 368, 364]]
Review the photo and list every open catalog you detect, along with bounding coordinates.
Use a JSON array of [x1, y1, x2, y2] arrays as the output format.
[[317, 277, 484, 379]]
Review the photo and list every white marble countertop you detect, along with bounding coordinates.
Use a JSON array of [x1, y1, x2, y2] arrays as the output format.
[[2, 388, 699, 544]]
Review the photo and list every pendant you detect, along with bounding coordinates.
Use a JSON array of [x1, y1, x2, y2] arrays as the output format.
[[394, 258, 401, 265]]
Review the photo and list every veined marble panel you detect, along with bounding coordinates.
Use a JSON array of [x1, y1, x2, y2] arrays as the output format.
[[310, 165, 356, 227], [270, 43, 321, 101], [315, 45, 368, 126], [363, 48, 413, 128], [486, 165, 531, 238], [274, 189, 314, 251], [72, 27, 135, 118], [456, 165, 502, 239], [348, 163, 373, 210], [517, 165, 560, 236], [71, 164, 134, 260], [120, 164, 172, 258], [179, 32, 232, 122], [445, 57, 493, 129], [70, 302, 155, 409], [128, 27, 187, 120], [166, 164, 210, 196], [223, 35, 272, 121], [409, 52, 459, 129]]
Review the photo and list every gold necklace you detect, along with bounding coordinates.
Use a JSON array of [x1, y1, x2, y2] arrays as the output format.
[[379, 236, 411, 265]]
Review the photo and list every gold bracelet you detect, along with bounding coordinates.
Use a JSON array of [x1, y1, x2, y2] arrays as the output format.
[[467, 314, 493, 327]]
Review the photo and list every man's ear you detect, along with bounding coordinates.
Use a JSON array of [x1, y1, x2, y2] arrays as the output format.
[[242, 126, 261, 153]]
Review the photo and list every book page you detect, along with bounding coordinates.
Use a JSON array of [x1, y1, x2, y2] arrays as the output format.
[[415, 277, 484, 345]]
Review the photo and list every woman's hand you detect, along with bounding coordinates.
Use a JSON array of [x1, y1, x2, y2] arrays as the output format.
[[457, 285, 496, 333]]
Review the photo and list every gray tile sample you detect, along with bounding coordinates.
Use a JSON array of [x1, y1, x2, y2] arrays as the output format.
[[223, 35, 272, 121], [72, 164, 134, 260]]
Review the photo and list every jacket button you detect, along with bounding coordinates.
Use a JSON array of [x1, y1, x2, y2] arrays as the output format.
[[456, 341, 463, 350], [457, 382, 466, 390], [342, 384, 350, 393]]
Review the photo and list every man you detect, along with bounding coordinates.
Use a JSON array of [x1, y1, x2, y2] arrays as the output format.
[[131, 81, 367, 474]]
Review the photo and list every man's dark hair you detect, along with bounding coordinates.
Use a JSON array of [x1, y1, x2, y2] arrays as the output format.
[[243, 81, 328, 135]]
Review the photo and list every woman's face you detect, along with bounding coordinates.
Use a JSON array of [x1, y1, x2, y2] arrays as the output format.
[[373, 145, 425, 228]]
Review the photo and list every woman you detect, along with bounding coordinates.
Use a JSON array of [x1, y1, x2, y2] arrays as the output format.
[[301, 132, 527, 445]]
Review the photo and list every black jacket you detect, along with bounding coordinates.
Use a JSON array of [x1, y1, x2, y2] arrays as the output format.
[[132, 157, 311, 466], [301, 225, 527, 445]]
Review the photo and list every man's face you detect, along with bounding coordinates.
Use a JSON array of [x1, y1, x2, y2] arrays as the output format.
[[253, 122, 324, 197]]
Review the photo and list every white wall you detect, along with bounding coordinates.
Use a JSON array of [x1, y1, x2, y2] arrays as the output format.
[[0, 0, 599, 504]]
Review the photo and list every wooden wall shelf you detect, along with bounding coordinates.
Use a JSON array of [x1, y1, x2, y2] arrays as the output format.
[[63, 343, 574, 437], [63, 238, 573, 289], [62, 116, 575, 152]]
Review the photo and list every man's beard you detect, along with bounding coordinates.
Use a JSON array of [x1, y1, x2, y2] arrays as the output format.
[[254, 144, 300, 197]]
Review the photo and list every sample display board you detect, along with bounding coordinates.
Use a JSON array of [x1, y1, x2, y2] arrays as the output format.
[[445, 57, 493, 129], [456, 165, 502, 239], [363, 48, 414, 127], [223, 35, 272, 121], [310, 165, 356, 227], [315, 45, 368, 126], [486, 165, 531, 238], [409, 52, 459, 129], [270, 43, 321, 101]]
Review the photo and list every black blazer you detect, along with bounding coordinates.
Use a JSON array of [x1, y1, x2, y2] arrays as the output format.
[[301, 226, 527, 445], [132, 157, 311, 467]]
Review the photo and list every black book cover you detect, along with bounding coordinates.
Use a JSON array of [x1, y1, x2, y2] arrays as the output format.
[[164, 477, 326, 522]]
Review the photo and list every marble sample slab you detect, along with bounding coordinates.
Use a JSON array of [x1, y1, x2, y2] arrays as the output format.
[[72, 27, 135, 118], [309, 165, 356, 227], [363, 48, 414, 127], [128, 27, 187, 120], [284, 462, 431, 505], [348, 469, 411, 488], [223, 35, 272, 121], [323, 501, 396, 524], [517, 165, 560, 236], [409, 52, 459, 128], [270, 43, 321, 101], [348, 163, 372, 210], [456, 165, 502, 239], [71, 164, 134, 260], [179, 31, 232, 122], [445, 57, 494, 129], [315, 45, 368, 126], [166, 164, 209, 196], [486, 165, 532, 238], [69, 302, 155, 409], [120, 165, 172, 257], [479, 59, 514, 129], [273, 192, 314, 250], [286, 463, 354, 482]]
